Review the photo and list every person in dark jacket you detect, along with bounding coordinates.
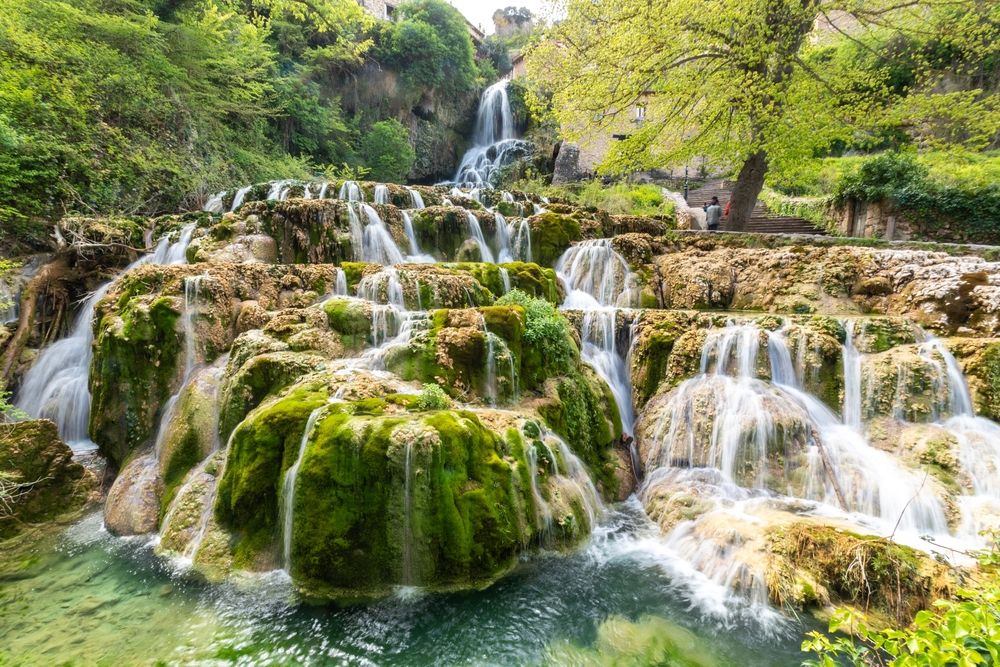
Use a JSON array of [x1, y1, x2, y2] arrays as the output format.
[[704, 196, 723, 231]]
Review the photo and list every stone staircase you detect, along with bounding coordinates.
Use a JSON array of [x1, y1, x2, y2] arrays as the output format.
[[686, 180, 826, 235]]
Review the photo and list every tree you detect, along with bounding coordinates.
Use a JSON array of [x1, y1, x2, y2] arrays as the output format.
[[361, 120, 416, 182], [529, 0, 997, 231]]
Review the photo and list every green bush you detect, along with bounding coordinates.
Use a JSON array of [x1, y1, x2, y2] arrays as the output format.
[[361, 120, 416, 183], [376, 0, 478, 96], [803, 535, 1000, 666], [495, 289, 576, 375], [413, 383, 452, 411], [834, 152, 1000, 244]]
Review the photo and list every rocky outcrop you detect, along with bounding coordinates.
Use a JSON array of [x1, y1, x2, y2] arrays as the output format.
[[0, 420, 96, 538], [650, 236, 1000, 336]]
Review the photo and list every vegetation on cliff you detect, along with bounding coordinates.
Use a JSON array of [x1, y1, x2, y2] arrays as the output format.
[[0, 0, 498, 250]]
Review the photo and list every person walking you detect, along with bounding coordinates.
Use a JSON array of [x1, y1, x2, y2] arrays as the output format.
[[704, 196, 723, 231]]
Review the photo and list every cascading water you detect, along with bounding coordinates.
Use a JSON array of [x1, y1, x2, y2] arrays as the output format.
[[557, 240, 639, 310], [230, 185, 252, 213], [556, 239, 640, 438], [16, 225, 197, 451], [842, 320, 863, 429], [407, 187, 425, 209], [282, 405, 328, 571], [464, 211, 495, 263], [451, 81, 531, 187], [374, 184, 390, 205], [153, 274, 207, 460], [400, 211, 434, 262], [339, 180, 364, 202]]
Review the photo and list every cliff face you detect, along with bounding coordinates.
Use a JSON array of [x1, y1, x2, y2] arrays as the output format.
[[340, 65, 480, 183]]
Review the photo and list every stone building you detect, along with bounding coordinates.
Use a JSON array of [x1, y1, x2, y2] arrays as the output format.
[[357, 0, 397, 20]]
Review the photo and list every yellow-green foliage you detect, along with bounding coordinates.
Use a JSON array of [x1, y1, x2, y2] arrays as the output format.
[[803, 535, 1000, 666]]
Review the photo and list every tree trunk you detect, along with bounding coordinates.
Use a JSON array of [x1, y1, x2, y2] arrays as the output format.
[[1, 257, 68, 383], [726, 151, 768, 232]]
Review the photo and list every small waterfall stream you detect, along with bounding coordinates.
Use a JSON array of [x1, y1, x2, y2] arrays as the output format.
[[282, 405, 328, 571], [451, 81, 531, 187], [16, 224, 197, 451]]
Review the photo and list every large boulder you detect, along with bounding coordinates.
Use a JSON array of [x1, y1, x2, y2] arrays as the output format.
[[0, 420, 96, 538]]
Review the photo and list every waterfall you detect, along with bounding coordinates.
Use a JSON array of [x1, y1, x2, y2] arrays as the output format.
[[510, 219, 532, 263], [523, 427, 604, 540], [464, 211, 495, 263], [580, 310, 637, 436], [524, 441, 554, 538], [406, 188, 425, 209], [915, 337, 1000, 535], [282, 405, 328, 571], [768, 328, 947, 531], [451, 81, 531, 187], [374, 184, 390, 205], [400, 211, 434, 262], [557, 240, 639, 309], [339, 180, 364, 202], [318, 182, 329, 199], [477, 314, 515, 405], [495, 213, 513, 263], [267, 180, 292, 201], [556, 240, 640, 436], [499, 268, 511, 295], [152, 274, 206, 460], [230, 185, 252, 213], [402, 440, 416, 586], [203, 191, 226, 214], [16, 225, 197, 451], [643, 323, 949, 534], [842, 321, 863, 429], [356, 203, 404, 264]]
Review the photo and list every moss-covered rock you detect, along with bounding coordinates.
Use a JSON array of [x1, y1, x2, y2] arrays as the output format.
[[529, 212, 582, 268], [766, 521, 954, 623], [0, 420, 96, 538], [213, 376, 603, 595], [385, 307, 521, 405], [90, 263, 344, 465], [157, 365, 224, 515], [409, 207, 497, 262], [90, 291, 183, 466]]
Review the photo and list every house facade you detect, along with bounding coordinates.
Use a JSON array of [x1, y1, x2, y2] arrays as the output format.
[[357, 0, 397, 20]]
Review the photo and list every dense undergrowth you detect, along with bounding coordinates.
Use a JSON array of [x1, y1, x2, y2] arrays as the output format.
[[503, 178, 677, 217], [0, 0, 501, 251], [803, 533, 1000, 666]]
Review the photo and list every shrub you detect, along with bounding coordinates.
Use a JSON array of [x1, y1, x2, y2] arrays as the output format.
[[802, 533, 1000, 666], [495, 289, 576, 374], [360, 120, 416, 183], [414, 383, 451, 411], [834, 152, 1000, 244]]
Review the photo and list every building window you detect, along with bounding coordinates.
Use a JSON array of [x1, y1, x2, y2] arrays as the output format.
[[635, 104, 646, 122]]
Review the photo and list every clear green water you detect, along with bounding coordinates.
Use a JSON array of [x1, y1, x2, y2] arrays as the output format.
[[0, 502, 809, 666]]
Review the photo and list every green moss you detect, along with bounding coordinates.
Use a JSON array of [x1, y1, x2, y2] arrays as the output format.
[[411, 207, 472, 261], [215, 383, 330, 567], [90, 295, 183, 466], [323, 298, 371, 350], [976, 343, 1000, 420], [537, 370, 621, 496], [529, 213, 582, 267], [218, 351, 327, 443], [289, 410, 531, 595], [339, 262, 367, 291]]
